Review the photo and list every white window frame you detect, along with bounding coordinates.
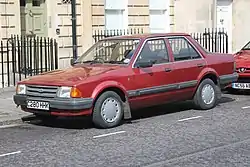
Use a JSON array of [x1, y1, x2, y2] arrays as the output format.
[[216, 0, 233, 53], [104, 0, 128, 30], [149, 0, 170, 33]]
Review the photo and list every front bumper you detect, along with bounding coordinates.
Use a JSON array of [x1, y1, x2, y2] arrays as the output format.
[[13, 94, 94, 111], [226, 74, 250, 90]]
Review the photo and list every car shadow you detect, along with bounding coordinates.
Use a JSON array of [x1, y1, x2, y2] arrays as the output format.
[[22, 95, 235, 129], [22, 115, 94, 130], [223, 89, 250, 95], [127, 96, 235, 122], [218, 96, 235, 104]]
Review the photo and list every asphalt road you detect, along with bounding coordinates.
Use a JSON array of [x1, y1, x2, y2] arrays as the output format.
[[0, 91, 250, 167]]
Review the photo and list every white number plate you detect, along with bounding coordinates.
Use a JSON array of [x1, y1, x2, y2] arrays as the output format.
[[232, 83, 250, 89], [27, 100, 50, 110]]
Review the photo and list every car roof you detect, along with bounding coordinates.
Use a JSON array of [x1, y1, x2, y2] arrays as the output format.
[[103, 33, 190, 40]]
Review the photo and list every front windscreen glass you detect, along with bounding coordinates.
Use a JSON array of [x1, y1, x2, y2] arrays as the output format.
[[75, 39, 140, 65]]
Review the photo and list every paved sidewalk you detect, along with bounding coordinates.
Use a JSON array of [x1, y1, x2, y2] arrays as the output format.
[[0, 87, 30, 125]]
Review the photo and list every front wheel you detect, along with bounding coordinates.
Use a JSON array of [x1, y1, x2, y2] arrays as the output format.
[[92, 91, 124, 129], [193, 78, 219, 110]]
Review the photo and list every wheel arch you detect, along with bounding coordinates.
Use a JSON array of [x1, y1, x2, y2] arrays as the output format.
[[192, 69, 220, 98], [91, 81, 132, 119], [94, 86, 127, 103], [199, 73, 219, 85], [197, 68, 220, 86], [91, 81, 128, 101]]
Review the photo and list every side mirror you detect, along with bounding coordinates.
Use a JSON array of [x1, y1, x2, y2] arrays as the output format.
[[70, 58, 76, 66], [135, 61, 154, 68]]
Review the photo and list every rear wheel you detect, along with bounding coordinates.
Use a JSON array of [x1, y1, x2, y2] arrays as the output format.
[[92, 91, 124, 129], [193, 78, 219, 110]]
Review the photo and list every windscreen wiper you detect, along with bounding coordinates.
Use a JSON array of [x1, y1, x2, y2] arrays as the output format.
[[81, 60, 103, 64], [107, 60, 125, 64]]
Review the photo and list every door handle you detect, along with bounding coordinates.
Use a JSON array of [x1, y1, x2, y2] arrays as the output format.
[[165, 68, 172, 72], [197, 63, 205, 68]]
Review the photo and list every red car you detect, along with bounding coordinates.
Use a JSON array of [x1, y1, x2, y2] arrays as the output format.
[[13, 33, 238, 128], [229, 41, 250, 91]]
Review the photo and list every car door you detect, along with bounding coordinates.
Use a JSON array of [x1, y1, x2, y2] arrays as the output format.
[[166, 36, 207, 100], [128, 38, 177, 109]]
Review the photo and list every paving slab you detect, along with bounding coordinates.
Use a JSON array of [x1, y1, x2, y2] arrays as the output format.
[[0, 86, 30, 125]]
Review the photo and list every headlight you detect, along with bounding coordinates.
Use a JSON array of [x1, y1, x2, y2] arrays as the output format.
[[57, 86, 72, 98], [16, 84, 26, 95], [56, 86, 82, 98]]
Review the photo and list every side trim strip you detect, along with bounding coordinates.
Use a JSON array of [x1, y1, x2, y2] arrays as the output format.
[[127, 80, 198, 97]]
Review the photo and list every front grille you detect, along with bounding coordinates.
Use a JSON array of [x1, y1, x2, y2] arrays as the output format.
[[236, 68, 250, 73], [26, 85, 58, 98], [237, 77, 250, 83]]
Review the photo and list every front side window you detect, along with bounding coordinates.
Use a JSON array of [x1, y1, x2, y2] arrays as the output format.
[[135, 39, 169, 65], [76, 39, 140, 65], [168, 37, 202, 61]]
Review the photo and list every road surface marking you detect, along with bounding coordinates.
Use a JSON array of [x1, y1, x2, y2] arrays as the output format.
[[93, 131, 126, 139], [0, 124, 22, 129], [242, 106, 250, 109], [0, 151, 21, 157], [178, 116, 202, 122]]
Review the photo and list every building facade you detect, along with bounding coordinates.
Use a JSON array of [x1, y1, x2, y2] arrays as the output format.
[[0, 0, 176, 68], [0, 0, 250, 68], [175, 0, 250, 53]]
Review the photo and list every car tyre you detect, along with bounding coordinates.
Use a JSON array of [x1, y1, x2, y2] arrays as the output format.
[[193, 78, 219, 110], [92, 91, 124, 129]]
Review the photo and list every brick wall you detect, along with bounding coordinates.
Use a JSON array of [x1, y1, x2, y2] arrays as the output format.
[[91, 0, 174, 33], [92, 0, 105, 31], [128, 0, 149, 32], [0, 0, 21, 40], [174, 0, 214, 33], [232, 0, 250, 52], [55, 0, 84, 68]]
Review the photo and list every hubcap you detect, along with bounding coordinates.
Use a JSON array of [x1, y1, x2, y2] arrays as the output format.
[[101, 97, 121, 123], [201, 84, 215, 105]]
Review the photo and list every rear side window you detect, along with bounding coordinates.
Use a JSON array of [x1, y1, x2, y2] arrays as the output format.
[[168, 37, 202, 61]]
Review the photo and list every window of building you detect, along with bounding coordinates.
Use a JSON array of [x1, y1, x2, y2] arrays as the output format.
[[105, 0, 127, 30], [149, 0, 169, 33], [168, 37, 202, 61], [20, 0, 26, 6], [32, 0, 41, 6]]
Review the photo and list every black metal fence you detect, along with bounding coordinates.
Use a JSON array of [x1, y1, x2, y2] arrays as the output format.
[[191, 28, 228, 53], [93, 28, 228, 53], [0, 35, 58, 88], [93, 28, 144, 43]]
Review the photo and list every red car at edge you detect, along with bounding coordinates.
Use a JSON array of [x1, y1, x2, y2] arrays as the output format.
[[13, 33, 238, 128], [228, 41, 250, 91]]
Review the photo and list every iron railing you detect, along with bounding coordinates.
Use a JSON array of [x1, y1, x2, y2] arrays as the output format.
[[93, 28, 144, 43], [93, 28, 229, 53], [0, 35, 58, 88], [191, 28, 228, 53]]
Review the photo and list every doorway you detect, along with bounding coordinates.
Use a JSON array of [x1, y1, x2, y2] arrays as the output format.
[[20, 0, 48, 37], [216, 0, 232, 53]]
